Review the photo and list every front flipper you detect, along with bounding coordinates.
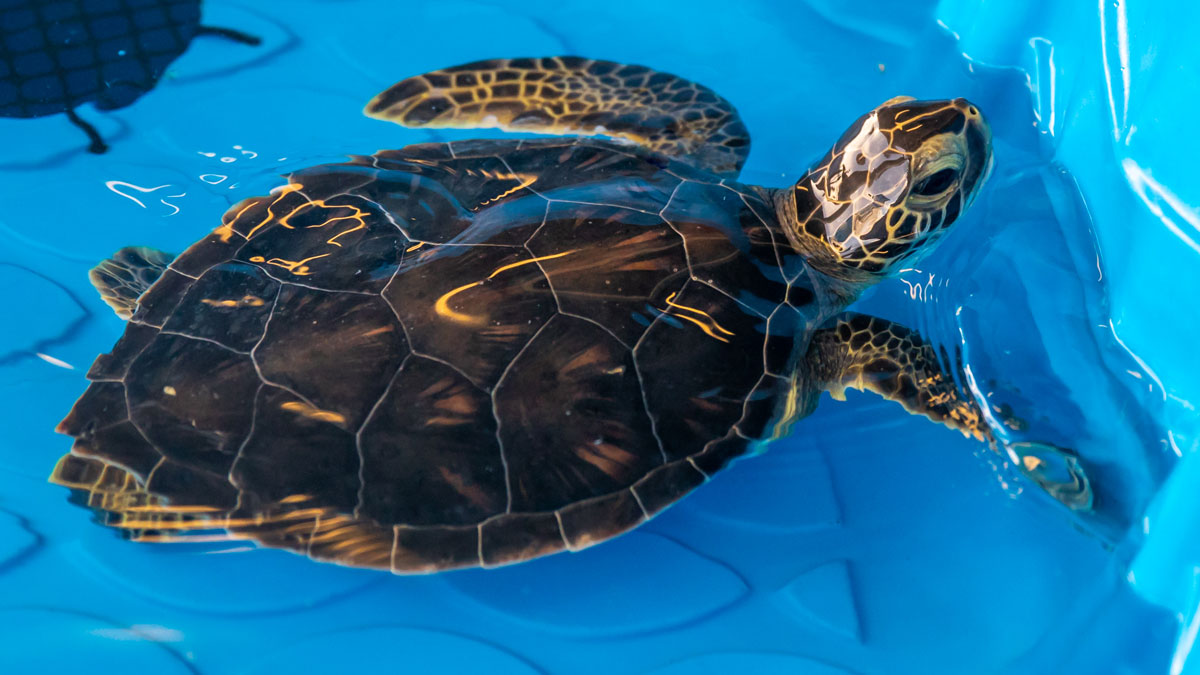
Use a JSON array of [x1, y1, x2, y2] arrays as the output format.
[[365, 56, 750, 177], [806, 312, 1092, 510], [89, 247, 175, 320]]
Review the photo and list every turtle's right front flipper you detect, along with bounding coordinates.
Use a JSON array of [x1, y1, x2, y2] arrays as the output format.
[[806, 313, 991, 441], [365, 57, 750, 177], [806, 312, 1092, 511]]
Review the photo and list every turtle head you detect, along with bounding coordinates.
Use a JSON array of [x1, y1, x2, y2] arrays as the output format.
[[787, 97, 992, 280]]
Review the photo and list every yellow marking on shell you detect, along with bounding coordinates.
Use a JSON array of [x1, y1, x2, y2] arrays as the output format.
[[487, 251, 574, 278], [249, 253, 331, 276], [477, 174, 538, 207], [52, 454, 399, 559], [670, 312, 731, 343], [771, 373, 804, 440], [280, 400, 347, 425], [112, 516, 259, 530], [245, 183, 305, 239], [123, 504, 222, 513], [1022, 455, 1044, 472], [308, 516, 358, 543], [212, 201, 259, 243], [660, 292, 733, 343], [132, 533, 246, 544], [276, 198, 370, 248], [213, 224, 236, 243], [361, 325, 395, 338], [326, 222, 367, 246], [200, 295, 266, 308], [434, 280, 490, 326], [276, 507, 326, 521], [664, 293, 734, 335], [433, 250, 576, 326], [405, 242, 426, 253]]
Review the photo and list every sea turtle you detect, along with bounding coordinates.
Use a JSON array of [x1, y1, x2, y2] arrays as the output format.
[[51, 56, 1092, 572], [0, 0, 260, 153]]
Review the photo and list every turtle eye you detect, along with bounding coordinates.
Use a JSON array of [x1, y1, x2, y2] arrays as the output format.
[[911, 168, 958, 197]]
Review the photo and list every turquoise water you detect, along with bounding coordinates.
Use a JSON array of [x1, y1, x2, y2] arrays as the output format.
[[1, 0, 1197, 672]]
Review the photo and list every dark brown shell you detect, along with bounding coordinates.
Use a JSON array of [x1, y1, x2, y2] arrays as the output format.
[[55, 138, 823, 572]]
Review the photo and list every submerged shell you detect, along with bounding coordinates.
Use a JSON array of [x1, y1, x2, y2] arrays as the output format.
[[58, 137, 825, 571], [0, 0, 200, 118]]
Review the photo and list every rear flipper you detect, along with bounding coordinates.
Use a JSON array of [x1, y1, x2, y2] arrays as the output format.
[[806, 312, 1092, 510], [89, 246, 174, 319], [365, 56, 751, 177]]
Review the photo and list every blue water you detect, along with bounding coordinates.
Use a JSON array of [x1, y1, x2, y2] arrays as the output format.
[[1, 0, 1197, 673]]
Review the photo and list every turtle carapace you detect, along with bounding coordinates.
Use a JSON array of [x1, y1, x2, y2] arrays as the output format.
[[51, 57, 1092, 573]]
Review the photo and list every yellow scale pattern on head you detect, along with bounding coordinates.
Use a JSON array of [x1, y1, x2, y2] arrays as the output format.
[[795, 101, 973, 273]]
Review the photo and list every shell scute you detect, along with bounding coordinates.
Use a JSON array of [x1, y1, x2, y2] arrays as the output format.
[[384, 245, 555, 390], [231, 386, 361, 509], [125, 333, 259, 475], [358, 356, 506, 527], [57, 138, 804, 571], [160, 262, 278, 353], [254, 287, 408, 429], [634, 282, 772, 462], [495, 314, 662, 513], [527, 202, 689, 347]]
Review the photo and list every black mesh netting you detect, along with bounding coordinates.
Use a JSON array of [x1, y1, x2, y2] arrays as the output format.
[[0, 0, 201, 118]]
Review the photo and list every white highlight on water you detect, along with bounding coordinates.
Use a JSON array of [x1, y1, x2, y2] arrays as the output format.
[[35, 353, 73, 370], [1122, 158, 1200, 256]]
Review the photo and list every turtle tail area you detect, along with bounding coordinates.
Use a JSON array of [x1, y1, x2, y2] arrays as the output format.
[[49, 453, 396, 569]]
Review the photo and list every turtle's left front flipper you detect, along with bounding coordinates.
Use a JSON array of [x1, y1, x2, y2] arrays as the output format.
[[365, 57, 750, 177], [806, 312, 1093, 510]]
